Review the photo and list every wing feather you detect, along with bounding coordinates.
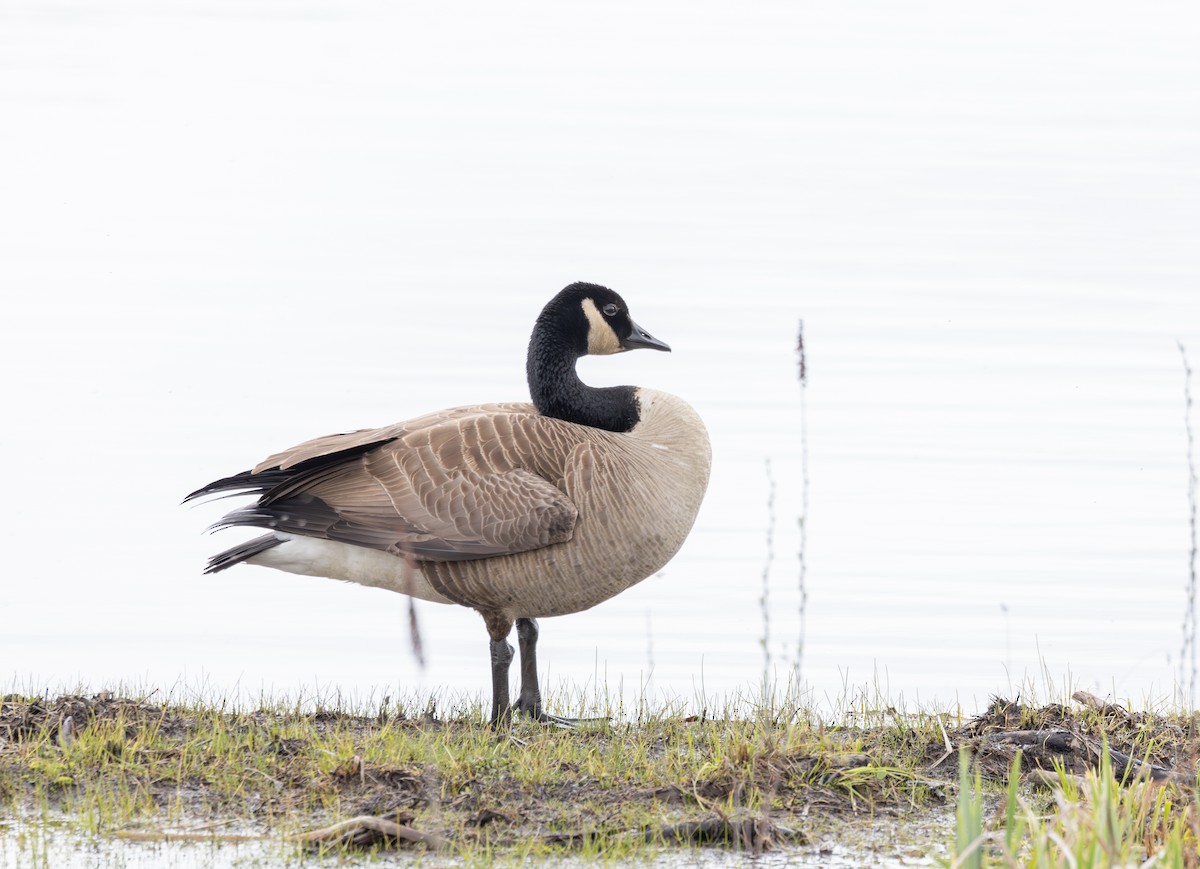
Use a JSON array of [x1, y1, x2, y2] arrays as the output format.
[[209, 403, 579, 562]]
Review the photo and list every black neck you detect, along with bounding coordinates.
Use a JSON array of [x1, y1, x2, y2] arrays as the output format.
[[526, 331, 640, 433]]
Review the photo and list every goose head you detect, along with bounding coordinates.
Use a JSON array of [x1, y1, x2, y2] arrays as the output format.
[[533, 282, 670, 358], [526, 282, 670, 432]]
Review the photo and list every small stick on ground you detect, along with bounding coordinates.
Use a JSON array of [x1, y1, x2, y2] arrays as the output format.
[[1071, 690, 1133, 722], [118, 817, 449, 852], [929, 715, 955, 769], [291, 815, 448, 850]]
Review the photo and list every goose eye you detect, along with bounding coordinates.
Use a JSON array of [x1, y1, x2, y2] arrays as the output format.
[[602, 303, 619, 317]]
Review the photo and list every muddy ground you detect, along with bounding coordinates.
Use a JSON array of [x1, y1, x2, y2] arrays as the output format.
[[0, 691, 1194, 860]]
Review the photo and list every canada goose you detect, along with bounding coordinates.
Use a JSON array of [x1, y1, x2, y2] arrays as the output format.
[[186, 282, 711, 724]]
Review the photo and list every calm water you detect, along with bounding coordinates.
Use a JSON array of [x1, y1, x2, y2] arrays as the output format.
[[0, 818, 946, 869], [3, 0, 1199, 717]]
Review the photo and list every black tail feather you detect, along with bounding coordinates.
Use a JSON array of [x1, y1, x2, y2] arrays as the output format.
[[183, 440, 393, 506], [183, 468, 293, 504], [205, 534, 283, 574], [188, 439, 405, 574]]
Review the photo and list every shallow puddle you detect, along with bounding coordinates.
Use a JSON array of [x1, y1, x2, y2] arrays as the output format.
[[0, 820, 284, 869], [1, 810, 955, 868]]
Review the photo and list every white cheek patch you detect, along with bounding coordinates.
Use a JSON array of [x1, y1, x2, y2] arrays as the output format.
[[581, 297, 623, 355]]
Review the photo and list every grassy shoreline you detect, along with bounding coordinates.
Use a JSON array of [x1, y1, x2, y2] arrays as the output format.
[[1, 687, 1197, 866]]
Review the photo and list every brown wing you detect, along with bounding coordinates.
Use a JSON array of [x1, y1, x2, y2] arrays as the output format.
[[211, 403, 579, 562]]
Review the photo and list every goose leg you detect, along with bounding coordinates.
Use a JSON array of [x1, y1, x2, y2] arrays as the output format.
[[515, 617, 595, 728], [514, 617, 545, 719], [489, 637, 514, 726]]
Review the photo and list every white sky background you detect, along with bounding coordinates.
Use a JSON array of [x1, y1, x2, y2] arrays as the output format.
[[2, 0, 1198, 710]]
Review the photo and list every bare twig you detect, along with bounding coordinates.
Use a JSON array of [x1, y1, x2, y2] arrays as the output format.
[[1179, 341, 1198, 708], [118, 817, 447, 850], [1027, 768, 1084, 790], [291, 815, 448, 850], [795, 319, 809, 676], [929, 715, 955, 769], [1071, 690, 1132, 722], [408, 596, 426, 669], [761, 458, 776, 688], [57, 715, 75, 748], [396, 545, 426, 670]]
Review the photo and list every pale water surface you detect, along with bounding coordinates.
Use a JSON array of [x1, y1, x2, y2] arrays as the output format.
[[2, 0, 1199, 719], [0, 822, 944, 869]]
